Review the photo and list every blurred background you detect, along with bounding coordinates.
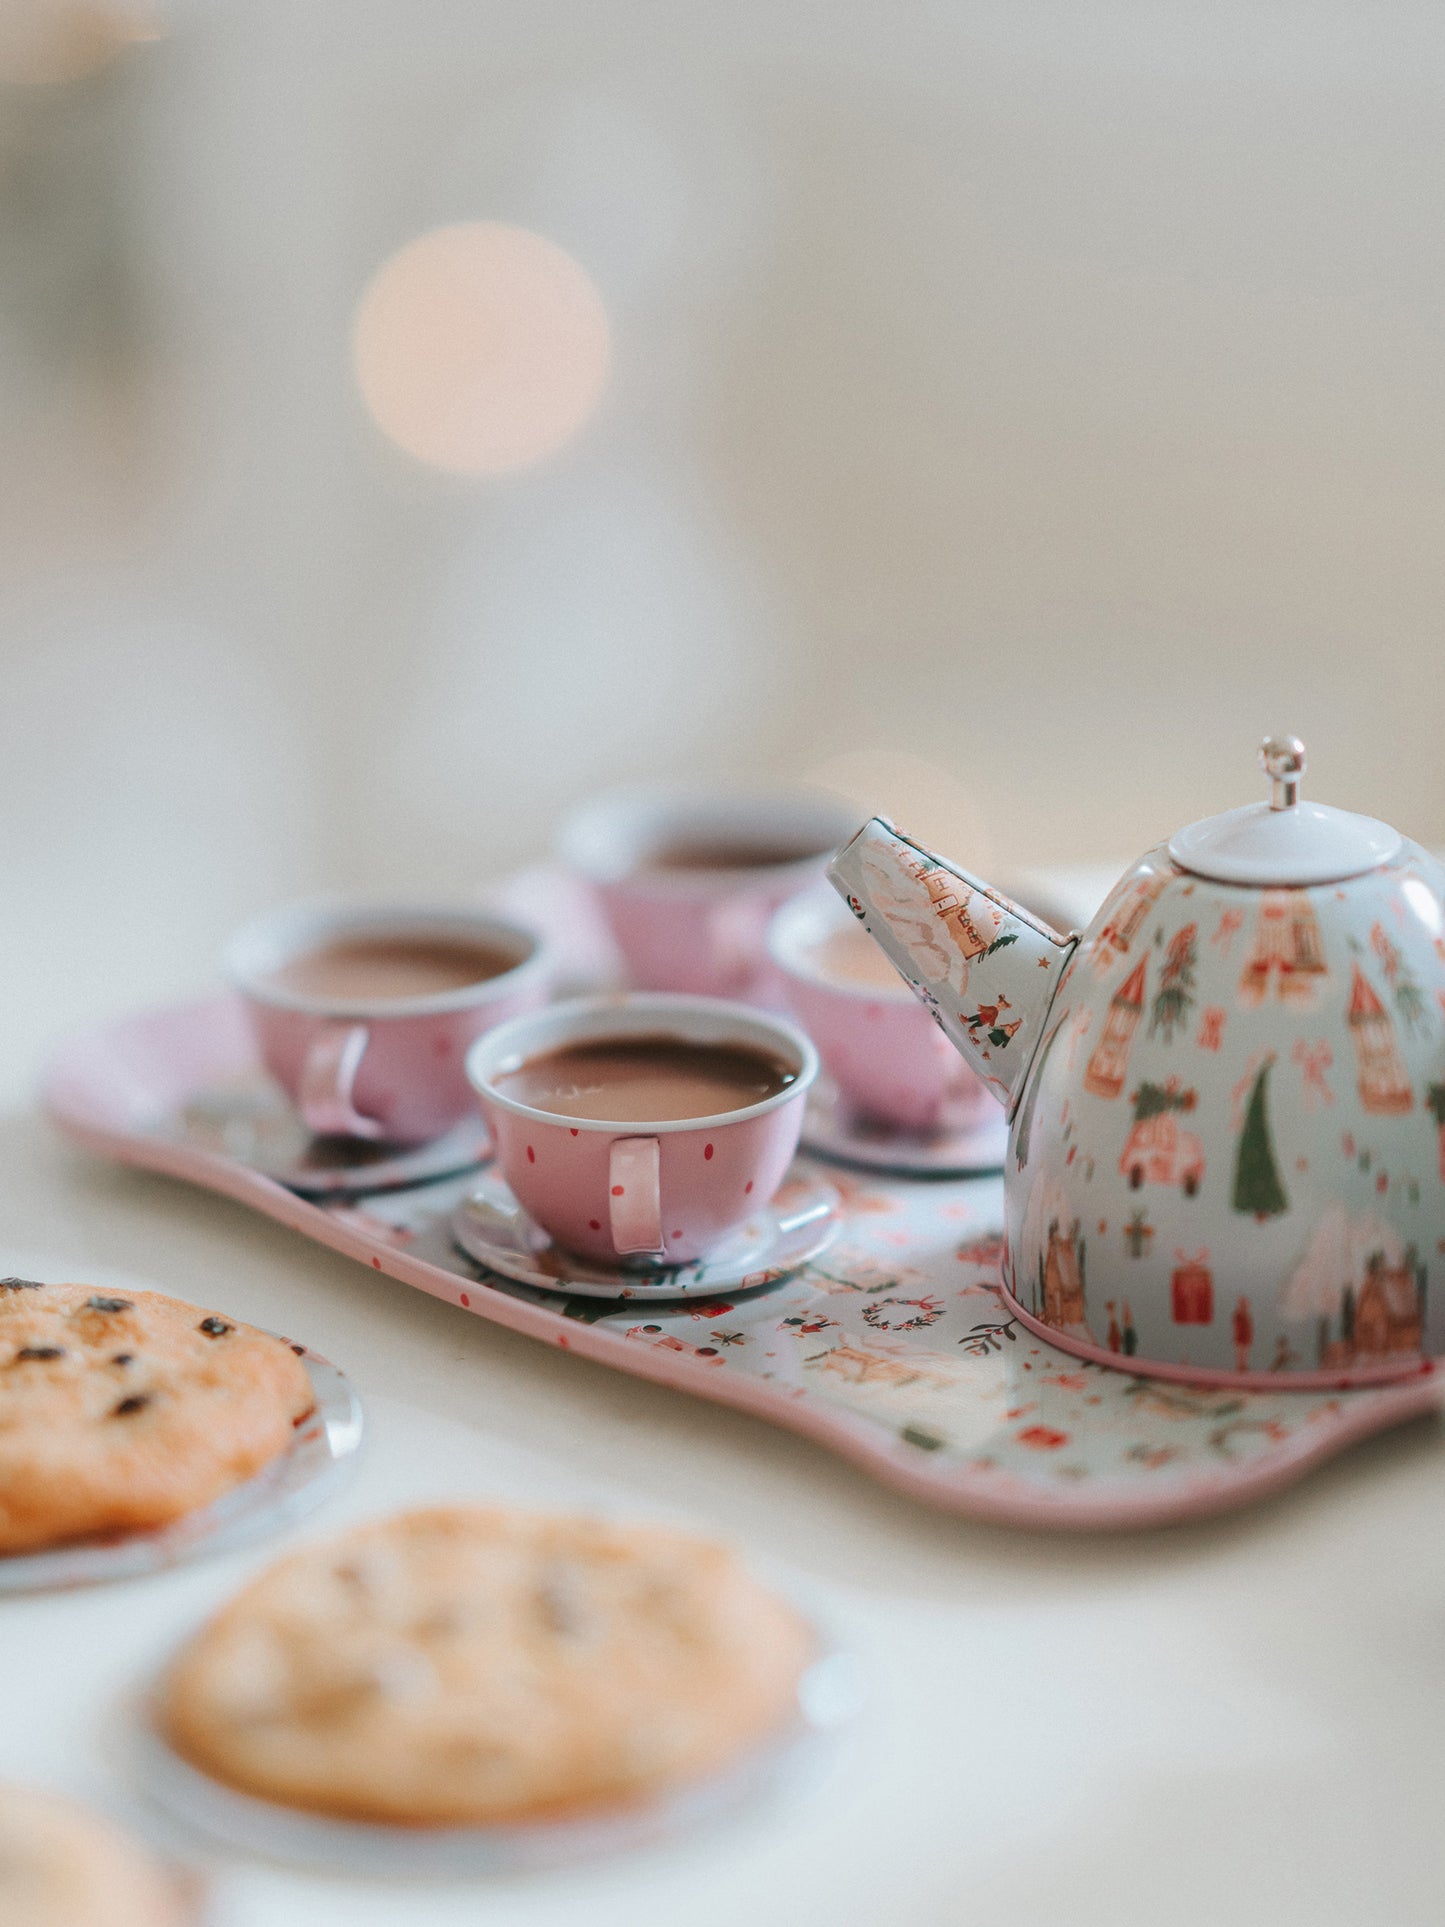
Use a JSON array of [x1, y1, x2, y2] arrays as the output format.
[[3, 0, 1444, 1094]]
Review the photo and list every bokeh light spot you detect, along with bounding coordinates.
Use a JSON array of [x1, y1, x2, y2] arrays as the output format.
[[352, 222, 611, 476], [0, 0, 160, 88]]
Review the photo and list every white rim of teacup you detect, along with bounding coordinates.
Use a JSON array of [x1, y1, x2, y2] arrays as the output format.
[[467, 993, 820, 1136], [768, 885, 915, 1006], [225, 901, 550, 1020], [556, 785, 861, 893]]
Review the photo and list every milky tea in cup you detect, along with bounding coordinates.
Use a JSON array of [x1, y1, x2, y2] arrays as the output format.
[[494, 1035, 796, 1122], [769, 888, 993, 1137], [228, 905, 550, 1145], [264, 934, 520, 1003], [467, 995, 818, 1265]]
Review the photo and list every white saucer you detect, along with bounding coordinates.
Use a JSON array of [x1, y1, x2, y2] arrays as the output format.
[[175, 1077, 491, 1198], [450, 1170, 842, 1299], [800, 1081, 1008, 1177]]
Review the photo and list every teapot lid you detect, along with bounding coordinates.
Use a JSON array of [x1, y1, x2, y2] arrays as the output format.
[[1166, 736, 1402, 887]]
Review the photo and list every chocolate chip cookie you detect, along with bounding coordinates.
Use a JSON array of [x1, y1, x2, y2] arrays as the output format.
[[0, 1783, 188, 1927], [0, 1278, 315, 1554], [158, 1505, 813, 1826]]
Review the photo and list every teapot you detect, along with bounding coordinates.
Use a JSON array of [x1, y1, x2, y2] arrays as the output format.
[[827, 738, 1445, 1387]]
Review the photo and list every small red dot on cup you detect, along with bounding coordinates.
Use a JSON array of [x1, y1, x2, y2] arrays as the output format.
[[589, 1218, 601, 1230], [611, 1184, 624, 1196], [527, 1145, 536, 1163], [672, 1229, 683, 1239], [744, 1180, 753, 1194], [704, 1143, 714, 1160], [371, 1256, 380, 1269], [460, 1293, 470, 1308], [570, 1127, 579, 1136]]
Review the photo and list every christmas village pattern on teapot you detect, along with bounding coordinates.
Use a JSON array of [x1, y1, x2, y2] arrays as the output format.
[[830, 823, 1076, 1110], [1006, 843, 1445, 1384]]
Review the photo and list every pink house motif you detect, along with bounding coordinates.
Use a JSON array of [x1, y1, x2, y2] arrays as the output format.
[[1346, 967, 1412, 1116], [1084, 959, 1146, 1100]]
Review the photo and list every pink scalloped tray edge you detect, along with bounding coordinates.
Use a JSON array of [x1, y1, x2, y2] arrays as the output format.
[[41, 997, 1443, 1532]]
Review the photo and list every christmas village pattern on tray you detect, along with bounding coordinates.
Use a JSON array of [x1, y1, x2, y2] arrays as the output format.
[[44, 990, 1443, 1523], [1005, 843, 1445, 1381], [327, 1160, 1432, 1506]]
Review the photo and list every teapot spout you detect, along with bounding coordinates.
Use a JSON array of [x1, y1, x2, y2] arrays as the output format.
[[827, 818, 1077, 1113]]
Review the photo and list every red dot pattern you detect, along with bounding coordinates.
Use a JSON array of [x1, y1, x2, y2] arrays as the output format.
[[704, 1143, 714, 1160], [527, 1145, 536, 1163], [611, 1184, 624, 1196], [589, 1218, 601, 1230], [460, 1293, 470, 1308]]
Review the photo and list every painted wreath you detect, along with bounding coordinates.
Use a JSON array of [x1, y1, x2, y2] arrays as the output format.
[[861, 1295, 944, 1332]]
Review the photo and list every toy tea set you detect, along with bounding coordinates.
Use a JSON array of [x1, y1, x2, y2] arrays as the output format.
[[832, 734, 1445, 1390], [45, 743, 1445, 1527]]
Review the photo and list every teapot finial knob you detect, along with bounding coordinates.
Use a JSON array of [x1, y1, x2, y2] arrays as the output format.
[[1260, 734, 1306, 811]]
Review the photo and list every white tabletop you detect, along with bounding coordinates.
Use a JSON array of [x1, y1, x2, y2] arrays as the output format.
[[6, 856, 1445, 1926], [3, 1099, 1445, 1926]]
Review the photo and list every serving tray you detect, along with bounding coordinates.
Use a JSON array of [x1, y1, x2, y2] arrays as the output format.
[[43, 995, 1443, 1530]]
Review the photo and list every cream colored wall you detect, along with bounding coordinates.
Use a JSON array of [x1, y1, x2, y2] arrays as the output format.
[[1, 2, 1443, 1088]]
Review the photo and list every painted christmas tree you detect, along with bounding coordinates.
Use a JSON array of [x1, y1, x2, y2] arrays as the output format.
[[1231, 1058, 1289, 1219], [1428, 1083, 1445, 1181], [1149, 922, 1197, 1042], [1397, 975, 1428, 1032], [1371, 921, 1426, 1031]]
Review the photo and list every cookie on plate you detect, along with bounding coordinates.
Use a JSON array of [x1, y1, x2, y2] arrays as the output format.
[[0, 1783, 189, 1927], [158, 1505, 814, 1827], [0, 1278, 315, 1554]]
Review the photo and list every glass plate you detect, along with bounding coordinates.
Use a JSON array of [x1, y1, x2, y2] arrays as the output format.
[[129, 1636, 860, 1875], [0, 1348, 362, 1593]]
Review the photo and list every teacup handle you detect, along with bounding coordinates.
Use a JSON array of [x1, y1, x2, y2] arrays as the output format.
[[297, 1022, 385, 1140], [608, 1136, 664, 1256]]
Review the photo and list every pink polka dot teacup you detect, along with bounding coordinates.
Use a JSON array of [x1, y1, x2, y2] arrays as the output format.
[[227, 903, 551, 1145], [557, 787, 860, 1000], [768, 886, 993, 1135], [467, 995, 818, 1266]]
